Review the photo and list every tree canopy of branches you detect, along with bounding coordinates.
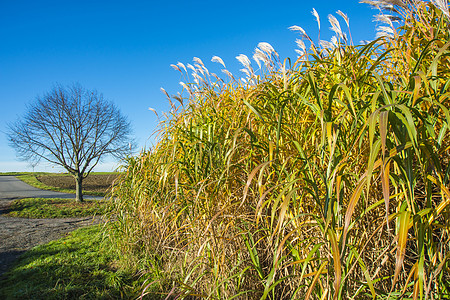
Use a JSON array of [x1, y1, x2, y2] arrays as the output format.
[[8, 84, 134, 202]]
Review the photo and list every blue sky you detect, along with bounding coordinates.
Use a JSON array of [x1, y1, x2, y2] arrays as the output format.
[[0, 0, 379, 172]]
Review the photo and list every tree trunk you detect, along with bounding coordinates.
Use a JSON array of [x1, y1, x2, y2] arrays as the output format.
[[75, 174, 84, 202]]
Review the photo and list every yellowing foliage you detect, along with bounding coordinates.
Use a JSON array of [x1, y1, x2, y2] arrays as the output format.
[[109, 2, 450, 299]]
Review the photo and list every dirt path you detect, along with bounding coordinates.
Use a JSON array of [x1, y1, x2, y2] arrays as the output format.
[[0, 176, 104, 277]]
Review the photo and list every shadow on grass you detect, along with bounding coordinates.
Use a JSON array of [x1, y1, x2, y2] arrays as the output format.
[[0, 204, 14, 215], [0, 250, 26, 280], [0, 225, 149, 300]]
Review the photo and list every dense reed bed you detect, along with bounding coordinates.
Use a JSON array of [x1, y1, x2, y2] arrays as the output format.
[[108, 1, 450, 298]]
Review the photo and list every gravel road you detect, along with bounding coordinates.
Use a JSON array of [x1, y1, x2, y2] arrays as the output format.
[[0, 176, 103, 276]]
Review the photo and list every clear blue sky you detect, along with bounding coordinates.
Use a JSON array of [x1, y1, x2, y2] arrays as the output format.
[[0, 0, 379, 172]]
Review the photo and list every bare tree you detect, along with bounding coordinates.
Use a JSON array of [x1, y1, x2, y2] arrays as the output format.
[[8, 84, 134, 202]]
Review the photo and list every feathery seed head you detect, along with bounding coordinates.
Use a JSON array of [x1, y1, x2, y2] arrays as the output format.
[[187, 63, 196, 73], [336, 10, 350, 28], [211, 73, 224, 83], [289, 25, 306, 34], [253, 54, 262, 70], [295, 49, 305, 56], [360, 0, 404, 7], [328, 14, 344, 39], [374, 14, 401, 26], [312, 8, 321, 30], [295, 39, 306, 52], [160, 87, 170, 100], [253, 48, 269, 69], [295, 49, 307, 61], [173, 92, 184, 106], [202, 65, 210, 76], [360, 0, 398, 11], [179, 81, 192, 95], [221, 69, 233, 79], [331, 36, 338, 46], [194, 63, 205, 76], [376, 25, 395, 37], [236, 54, 252, 70], [257, 42, 275, 55], [193, 57, 205, 67], [177, 62, 187, 73], [319, 39, 335, 50], [192, 72, 206, 85], [170, 64, 181, 72], [360, 0, 380, 6], [431, 0, 450, 18], [289, 25, 311, 41], [211, 56, 226, 68], [148, 107, 158, 117], [240, 68, 251, 78], [384, 0, 407, 9]]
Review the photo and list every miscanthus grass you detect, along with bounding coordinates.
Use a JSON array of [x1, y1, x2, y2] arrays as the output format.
[[108, 1, 450, 299]]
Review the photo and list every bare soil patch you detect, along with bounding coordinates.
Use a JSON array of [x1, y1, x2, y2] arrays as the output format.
[[37, 174, 119, 194]]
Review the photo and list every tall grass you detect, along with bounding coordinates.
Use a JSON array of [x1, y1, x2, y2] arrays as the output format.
[[108, 1, 450, 298]]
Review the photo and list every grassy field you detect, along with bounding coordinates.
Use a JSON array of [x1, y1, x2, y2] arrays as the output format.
[[0, 225, 150, 300]]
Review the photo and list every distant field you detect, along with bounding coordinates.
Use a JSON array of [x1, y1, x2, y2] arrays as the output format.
[[37, 173, 119, 194]]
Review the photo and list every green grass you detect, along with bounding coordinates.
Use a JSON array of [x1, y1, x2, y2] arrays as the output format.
[[16, 174, 106, 196], [6, 198, 108, 218], [0, 225, 153, 300]]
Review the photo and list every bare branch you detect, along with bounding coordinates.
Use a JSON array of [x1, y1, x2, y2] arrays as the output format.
[[7, 83, 134, 201]]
